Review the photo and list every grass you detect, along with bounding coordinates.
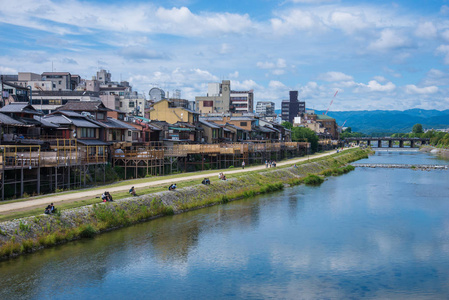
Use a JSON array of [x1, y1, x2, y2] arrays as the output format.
[[0, 148, 370, 260]]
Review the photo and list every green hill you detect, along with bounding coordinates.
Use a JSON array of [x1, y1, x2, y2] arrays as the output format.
[[274, 109, 449, 135]]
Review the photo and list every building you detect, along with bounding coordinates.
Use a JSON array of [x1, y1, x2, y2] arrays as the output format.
[[147, 99, 199, 125], [195, 80, 254, 114], [256, 101, 276, 117], [281, 91, 305, 123], [195, 80, 231, 114], [230, 90, 253, 113]]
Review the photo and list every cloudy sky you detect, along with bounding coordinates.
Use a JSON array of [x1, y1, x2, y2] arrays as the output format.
[[1, 0, 449, 111]]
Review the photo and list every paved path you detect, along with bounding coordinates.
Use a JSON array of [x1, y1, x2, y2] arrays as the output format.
[[0, 148, 352, 214]]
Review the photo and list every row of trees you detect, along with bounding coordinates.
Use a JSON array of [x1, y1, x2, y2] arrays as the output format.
[[391, 123, 449, 148]]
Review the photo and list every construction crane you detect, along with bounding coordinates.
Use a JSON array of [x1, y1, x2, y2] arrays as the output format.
[[341, 120, 347, 127], [323, 90, 338, 115]]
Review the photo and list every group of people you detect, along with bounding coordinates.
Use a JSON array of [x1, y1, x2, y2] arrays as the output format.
[[101, 191, 113, 202], [265, 160, 277, 168], [202, 178, 210, 185], [44, 203, 56, 214], [218, 172, 227, 180], [168, 183, 177, 191]]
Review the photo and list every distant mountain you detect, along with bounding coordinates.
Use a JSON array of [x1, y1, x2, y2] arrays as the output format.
[[273, 109, 449, 134]]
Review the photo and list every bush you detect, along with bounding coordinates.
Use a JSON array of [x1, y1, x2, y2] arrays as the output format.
[[79, 224, 97, 238], [303, 174, 324, 185]]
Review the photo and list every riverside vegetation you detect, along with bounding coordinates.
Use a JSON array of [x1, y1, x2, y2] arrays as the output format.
[[0, 148, 370, 261]]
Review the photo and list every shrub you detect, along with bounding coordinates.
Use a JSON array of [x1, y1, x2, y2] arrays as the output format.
[[303, 174, 324, 185], [79, 225, 97, 238]]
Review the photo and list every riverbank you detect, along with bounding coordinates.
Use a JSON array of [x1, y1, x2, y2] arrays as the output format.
[[420, 146, 449, 159], [0, 148, 370, 261]]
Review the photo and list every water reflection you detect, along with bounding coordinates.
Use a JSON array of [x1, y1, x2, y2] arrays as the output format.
[[1, 151, 449, 299]]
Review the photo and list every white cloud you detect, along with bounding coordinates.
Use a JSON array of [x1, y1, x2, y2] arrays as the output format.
[[0, 66, 18, 74], [373, 76, 387, 83], [229, 71, 239, 79], [231, 79, 260, 91], [0, 1, 254, 37], [329, 11, 368, 34], [441, 30, 449, 43], [355, 80, 396, 92], [441, 5, 449, 15], [257, 59, 287, 70], [368, 29, 412, 51], [272, 69, 284, 75], [317, 72, 353, 82], [422, 69, 449, 86], [415, 22, 437, 39], [436, 45, 449, 64], [268, 80, 287, 89], [270, 9, 322, 35], [405, 85, 438, 94]]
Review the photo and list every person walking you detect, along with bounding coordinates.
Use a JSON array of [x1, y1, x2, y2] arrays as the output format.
[[242, 160, 245, 169]]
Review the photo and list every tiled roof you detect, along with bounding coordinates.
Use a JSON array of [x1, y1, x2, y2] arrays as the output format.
[[0, 103, 41, 115], [0, 113, 26, 126], [57, 100, 109, 112]]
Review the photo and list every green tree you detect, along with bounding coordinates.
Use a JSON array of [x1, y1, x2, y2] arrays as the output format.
[[412, 123, 423, 134], [281, 121, 293, 130], [291, 127, 319, 152]]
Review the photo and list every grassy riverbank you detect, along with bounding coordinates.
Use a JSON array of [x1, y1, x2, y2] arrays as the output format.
[[0, 148, 370, 261]]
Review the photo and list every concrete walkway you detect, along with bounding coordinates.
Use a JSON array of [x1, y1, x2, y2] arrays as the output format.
[[0, 148, 351, 214]]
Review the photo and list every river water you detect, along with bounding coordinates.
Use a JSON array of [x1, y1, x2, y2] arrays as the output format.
[[1, 150, 449, 299]]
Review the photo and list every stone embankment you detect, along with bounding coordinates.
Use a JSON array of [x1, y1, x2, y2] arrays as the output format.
[[0, 148, 369, 260], [351, 163, 448, 170]]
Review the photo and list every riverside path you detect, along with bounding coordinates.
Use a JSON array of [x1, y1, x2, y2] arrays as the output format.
[[0, 148, 352, 214]]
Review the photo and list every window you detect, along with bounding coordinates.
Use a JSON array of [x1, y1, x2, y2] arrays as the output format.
[[120, 102, 123, 107], [58, 81, 62, 85], [80, 128, 95, 138], [240, 122, 247, 126], [52, 84, 56, 88], [129, 102, 135, 108], [128, 131, 131, 136], [97, 113, 104, 120], [203, 101, 213, 107]]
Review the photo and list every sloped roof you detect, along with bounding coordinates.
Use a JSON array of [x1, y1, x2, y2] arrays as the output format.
[[42, 115, 72, 125], [0, 113, 26, 126], [34, 116, 59, 128], [2, 81, 29, 90], [54, 110, 84, 117], [72, 118, 101, 128], [57, 100, 109, 112], [0, 103, 41, 115], [103, 117, 138, 131], [199, 119, 221, 129]]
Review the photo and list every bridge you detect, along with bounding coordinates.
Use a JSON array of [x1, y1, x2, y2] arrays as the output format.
[[344, 137, 430, 148], [351, 163, 448, 170]]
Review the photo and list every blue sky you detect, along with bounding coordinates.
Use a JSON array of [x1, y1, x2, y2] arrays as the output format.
[[1, 0, 449, 111]]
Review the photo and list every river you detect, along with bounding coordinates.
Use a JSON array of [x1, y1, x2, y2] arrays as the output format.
[[1, 150, 449, 299]]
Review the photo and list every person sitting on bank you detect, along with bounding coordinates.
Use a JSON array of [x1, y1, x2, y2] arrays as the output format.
[[129, 186, 136, 196], [218, 172, 223, 180], [169, 183, 177, 191], [102, 191, 108, 202], [44, 203, 56, 214], [202, 178, 210, 185], [221, 174, 227, 181], [106, 191, 113, 201]]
